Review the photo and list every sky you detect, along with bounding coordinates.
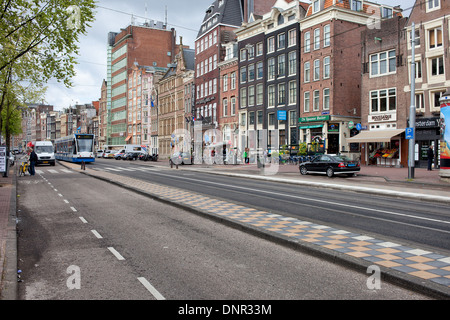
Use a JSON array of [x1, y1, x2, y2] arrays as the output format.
[[43, 0, 417, 111]]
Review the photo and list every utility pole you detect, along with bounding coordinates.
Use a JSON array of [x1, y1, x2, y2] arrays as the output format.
[[408, 23, 416, 180]]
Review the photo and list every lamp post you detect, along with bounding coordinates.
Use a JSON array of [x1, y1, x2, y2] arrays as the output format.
[[440, 89, 450, 180], [408, 23, 416, 180]]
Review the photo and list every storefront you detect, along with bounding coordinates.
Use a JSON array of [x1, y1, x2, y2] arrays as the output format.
[[414, 117, 440, 169], [347, 129, 406, 167]]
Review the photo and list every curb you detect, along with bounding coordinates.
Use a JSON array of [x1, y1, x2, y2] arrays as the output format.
[[71, 165, 449, 299]]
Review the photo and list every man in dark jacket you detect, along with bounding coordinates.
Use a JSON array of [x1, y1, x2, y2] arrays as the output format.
[[29, 147, 38, 176], [427, 146, 434, 171]]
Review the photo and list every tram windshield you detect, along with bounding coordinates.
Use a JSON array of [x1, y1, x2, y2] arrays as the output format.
[[77, 136, 94, 153]]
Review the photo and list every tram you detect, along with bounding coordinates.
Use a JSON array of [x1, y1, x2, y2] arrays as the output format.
[[55, 134, 96, 163]]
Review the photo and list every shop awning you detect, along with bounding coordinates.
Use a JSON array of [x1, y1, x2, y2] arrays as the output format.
[[125, 135, 132, 142], [347, 129, 405, 143]]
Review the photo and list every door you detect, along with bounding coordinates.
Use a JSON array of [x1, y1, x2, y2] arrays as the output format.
[[327, 134, 339, 154]]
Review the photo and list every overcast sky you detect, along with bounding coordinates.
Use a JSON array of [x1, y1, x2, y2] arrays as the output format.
[[43, 0, 416, 111]]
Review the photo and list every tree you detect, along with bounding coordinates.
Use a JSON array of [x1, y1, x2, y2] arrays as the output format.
[[0, 0, 96, 149]]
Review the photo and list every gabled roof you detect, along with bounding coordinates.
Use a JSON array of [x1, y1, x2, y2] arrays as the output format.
[[197, 0, 243, 38]]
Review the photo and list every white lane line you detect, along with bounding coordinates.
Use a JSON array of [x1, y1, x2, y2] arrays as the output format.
[[79, 217, 88, 224], [108, 247, 125, 261], [137, 277, 166, 300], [104, 167, 122, 172], [64, 200, 69, 204], [58, 194, 63, 197], [48, 169, 59, 174], [70, 207, 77, 212], [91, 230, 103, 239], [61, 169, 73, 173], [54, 189, 58, 192]]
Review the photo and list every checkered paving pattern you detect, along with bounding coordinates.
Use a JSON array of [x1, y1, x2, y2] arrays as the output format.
[[72, 164, 450, 290]]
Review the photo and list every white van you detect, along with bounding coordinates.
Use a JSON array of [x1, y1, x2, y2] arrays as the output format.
[[34, 141, 56, 166], [116, 145, 147, 156]]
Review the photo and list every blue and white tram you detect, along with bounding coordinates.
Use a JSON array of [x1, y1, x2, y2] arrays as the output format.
[[55, 134, 96, 163]]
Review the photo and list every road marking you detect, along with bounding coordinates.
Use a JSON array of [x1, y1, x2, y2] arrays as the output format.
[[79, 217, 88, 224], [54, 189, 58, 192], [137, 277, 166, 300], [64, 200, 69, 204], [61, 169, 72, 173], [108, 247, 125, 261], [91, 230, 103, 239], [114, 167, 136, 171], [104, 167, 122, 172], [48, 169, 59, 174], [70, 207, 77, 212], [58, 194, 63, 197]]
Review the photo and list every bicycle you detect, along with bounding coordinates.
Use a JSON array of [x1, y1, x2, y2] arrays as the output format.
[[19, 162, 29, 176]]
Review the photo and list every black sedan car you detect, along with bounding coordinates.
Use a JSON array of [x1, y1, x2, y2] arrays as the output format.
[[299, 154, 360, 178], [123, 152, 140, 161]]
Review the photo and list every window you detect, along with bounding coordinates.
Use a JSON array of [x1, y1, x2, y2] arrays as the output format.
[[431, 56, 444, 76], [278, 83, 286, 106], [248, 86, 255, 106], [268, 85, 275, 107], [323, 88, 330, 110], [352, 0, 362, 11], [240, 49, 247, 61], [304, 61, 310, 83], [288, 29, 297, 47], [312, 0, 320, 13], [432, 91, 444, 109], [278, 54, 285, 77], [323, 56, 330, 79], [268, 58, 276, 80], [256, 84, 264, 105], [324, 25, 330, 47], [268, 37, 275, 53], [409, 29, 420, 47], [240, 66, 247, 83], [257, 61, 264, 79], [413, 60, 422, 79], [240, 113, 246, 126], [277, 14, 284, 26], [223, 74, 228, 92], [415, 93, 424, 111], [288, 51, 297, 76], [231, 97, 236, 116], [304, 91, 310, 112], [314, 29, 320, 50], [223, 99, 228, 117], [278, 33, 286, 50], [289, 81, 297, 105], [429, 27, 443, 49], [427, 0, 440, 11], [256, 42, 263, 56], [248, 64, 255, 81], [313, 90, 320, 111], [314, 59, 320, 81], [304, 32, 310, 52], [240, 88, 247, 108], [382, 7, 393, 19], [257, 111, 263, 125], [249, 111, 255, 125], [231, 72, 236, 89], [370, 50, 396, 76], [247, 45, 255, 59], [268, 113, 275, 126], [370, 88, 397, 113]]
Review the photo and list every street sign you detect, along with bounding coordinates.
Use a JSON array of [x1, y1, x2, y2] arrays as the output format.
[[356, 123, 362, 131], [277, 110, 287, 121], [406, 128, 414, 140]]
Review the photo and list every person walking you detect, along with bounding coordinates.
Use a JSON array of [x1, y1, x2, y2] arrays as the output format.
[[29, 147, 38, 176], [427, 145, 434, 171]]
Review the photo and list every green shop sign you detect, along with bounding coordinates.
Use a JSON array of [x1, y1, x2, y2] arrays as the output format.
[[299, 115, 330, 123]]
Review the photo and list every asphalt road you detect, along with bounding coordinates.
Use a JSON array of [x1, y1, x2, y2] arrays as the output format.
[[15, 163, 431, 301], [92, 158, 450, 255]]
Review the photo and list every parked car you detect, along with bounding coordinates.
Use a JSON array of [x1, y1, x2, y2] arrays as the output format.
[[299, 154, 360, 178], [170, 152, 192, 165], [102, 150, 116, 159], [114, 152, 126, 160], [97, 150, 104, 158], [139, 153, 159, 162], [123, 152, 140, 161]]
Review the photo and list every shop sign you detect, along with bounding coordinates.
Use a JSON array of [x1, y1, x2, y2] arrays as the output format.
[[0, 146, 6, 173], [328, 123, 340, 132], [368, 112, 396, 123], [415, 117, 439, 128], [299, 115, 330, 123], [277, 110, 287, 121]]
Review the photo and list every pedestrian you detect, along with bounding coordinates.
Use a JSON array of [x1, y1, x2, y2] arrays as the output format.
[[244, 149, 249, 164], [427, 146, 434, 171], [29, 147, 38, 176]]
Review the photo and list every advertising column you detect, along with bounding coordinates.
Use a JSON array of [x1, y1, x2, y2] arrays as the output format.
[[440, 89, 450, 179]]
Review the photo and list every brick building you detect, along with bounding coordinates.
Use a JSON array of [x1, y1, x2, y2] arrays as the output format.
[[106, 22, 177, 148], [300, 0, 402, 159]]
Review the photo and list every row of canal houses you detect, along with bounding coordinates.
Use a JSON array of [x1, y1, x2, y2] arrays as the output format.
[[107, 0, 449, 169]]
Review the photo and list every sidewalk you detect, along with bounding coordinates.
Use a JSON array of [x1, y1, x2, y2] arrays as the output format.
[[0, 168, 17, 300]]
